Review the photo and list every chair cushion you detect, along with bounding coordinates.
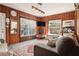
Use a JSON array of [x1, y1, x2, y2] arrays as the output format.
[[56, 36, 75, 55]]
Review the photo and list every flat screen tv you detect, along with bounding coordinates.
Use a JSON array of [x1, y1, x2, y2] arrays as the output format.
[[37, 22, 45, 26]]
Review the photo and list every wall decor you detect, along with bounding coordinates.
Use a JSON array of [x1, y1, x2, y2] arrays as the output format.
[[10, 20, 17, 34], [6, 18, 10, 28], [11, 10, 17, 17]]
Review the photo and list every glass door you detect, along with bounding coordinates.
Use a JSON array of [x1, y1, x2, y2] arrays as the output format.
[[0, 13, 6, 44]]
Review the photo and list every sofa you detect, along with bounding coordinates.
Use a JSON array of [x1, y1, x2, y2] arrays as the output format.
[[34, 36, 79, 56]]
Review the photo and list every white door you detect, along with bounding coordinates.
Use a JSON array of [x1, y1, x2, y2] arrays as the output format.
[[0, 13, 6, 43]]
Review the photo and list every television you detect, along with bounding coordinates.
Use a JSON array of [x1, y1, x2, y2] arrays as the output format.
[[37, 22, 45, 26]]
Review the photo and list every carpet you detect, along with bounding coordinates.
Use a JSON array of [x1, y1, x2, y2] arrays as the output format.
[[9, 39, 47, 56], [10, 45, 34, 56]]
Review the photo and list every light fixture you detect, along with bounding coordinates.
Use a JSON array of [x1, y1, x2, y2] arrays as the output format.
[[38, 3, 42, 6], [32, 6, 45, 14]]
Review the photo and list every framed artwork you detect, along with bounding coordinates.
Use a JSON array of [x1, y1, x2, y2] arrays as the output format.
[[10, 20, 17, 34]]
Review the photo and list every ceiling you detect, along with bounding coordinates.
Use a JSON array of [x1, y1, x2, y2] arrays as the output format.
[[1, 3, 75, 17]]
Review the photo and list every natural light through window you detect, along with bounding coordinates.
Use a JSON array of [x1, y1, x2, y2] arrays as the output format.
[[20, 18, 36, 37], [48, 20, 61, 35]]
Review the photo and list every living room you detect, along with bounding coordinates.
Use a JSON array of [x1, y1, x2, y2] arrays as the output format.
[[0, 3, 79, 56]]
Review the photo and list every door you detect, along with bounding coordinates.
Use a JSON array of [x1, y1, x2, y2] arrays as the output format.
[[0, 13, 6, 43]]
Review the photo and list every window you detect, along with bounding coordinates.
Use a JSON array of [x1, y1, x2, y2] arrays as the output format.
[[29, 20, 36, 35], [48, 20, 61, 35], [20, 18, 36, 37]]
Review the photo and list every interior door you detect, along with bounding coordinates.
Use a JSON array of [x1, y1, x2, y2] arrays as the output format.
[[0, 13, 6, 43]]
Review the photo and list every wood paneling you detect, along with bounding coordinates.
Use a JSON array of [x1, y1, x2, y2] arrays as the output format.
[[0, 6, 1, 12], [41, 11, 76, 35], [0, 4, 77, 44], [62, 11, 75, 20], [42, 11, 75, 21], [0, 4, 38, 45], [19, 11, 38, 21], [9, 9, 20, 44]]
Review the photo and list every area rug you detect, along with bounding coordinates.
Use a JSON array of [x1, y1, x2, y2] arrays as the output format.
[[10, 45, 34, 56], [9, 39, 47, 56]]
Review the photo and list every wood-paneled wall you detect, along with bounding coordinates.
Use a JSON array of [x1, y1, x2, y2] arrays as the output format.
[[0, 4, 77, 44], [0, 4, 38, 44], [41, 11, 76, 35], [42, 11, 75, 21]]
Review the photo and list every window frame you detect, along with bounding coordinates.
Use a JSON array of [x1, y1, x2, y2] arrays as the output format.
[[48, 19, 62, 35], [20, 17, 36, 37]]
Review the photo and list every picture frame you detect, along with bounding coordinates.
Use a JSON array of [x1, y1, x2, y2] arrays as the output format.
[[10, 20, 17, 34]]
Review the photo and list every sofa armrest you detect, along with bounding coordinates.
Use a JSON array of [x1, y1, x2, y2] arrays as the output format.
[[34, 44, 59, 56]]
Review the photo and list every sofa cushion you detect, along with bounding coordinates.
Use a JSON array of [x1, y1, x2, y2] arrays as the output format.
[[56, 36, 75, 55]]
